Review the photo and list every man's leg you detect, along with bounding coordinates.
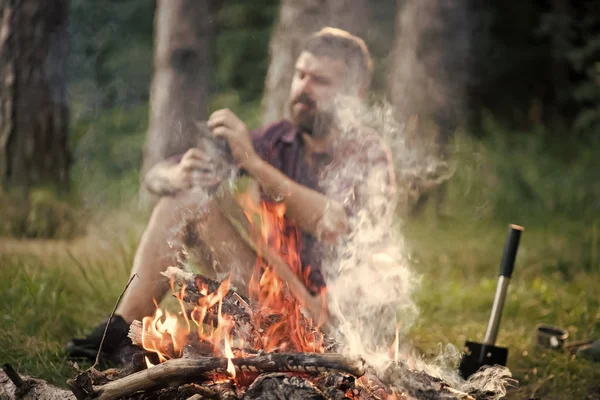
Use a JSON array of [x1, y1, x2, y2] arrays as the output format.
[[67, 188, 257, 363], [67, 189, 210, 362], [117, 189, 258, 322], [116, 190, 208, 323], [192, 198, 258, 294]]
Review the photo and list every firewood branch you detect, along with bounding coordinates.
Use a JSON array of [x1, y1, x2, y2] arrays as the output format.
[[91, 353, 365, 400]]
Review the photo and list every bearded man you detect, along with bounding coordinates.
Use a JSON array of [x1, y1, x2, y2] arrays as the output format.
[[67, 27, 396, 365]]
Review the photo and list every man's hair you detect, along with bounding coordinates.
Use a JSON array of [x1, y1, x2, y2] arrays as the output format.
[[301, 27, 373, 91]]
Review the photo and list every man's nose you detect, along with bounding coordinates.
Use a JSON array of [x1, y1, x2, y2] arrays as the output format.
[[298, 77, 313, 96]]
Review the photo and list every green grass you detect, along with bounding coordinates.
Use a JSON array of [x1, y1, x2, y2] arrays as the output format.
[[404, 216, 600, 399], [0, 246, 133, 385]]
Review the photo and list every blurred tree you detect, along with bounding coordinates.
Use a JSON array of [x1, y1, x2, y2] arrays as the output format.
[[389, 0, 471, 149], [0, 0, 71, 195], [141, 0, 215, 183], [261, 0, 369, 124], [388, 0, 472, 214]]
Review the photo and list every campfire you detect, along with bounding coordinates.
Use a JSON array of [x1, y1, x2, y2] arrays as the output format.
[[63, 266, 488, 400], [1, 196, 503, 400]]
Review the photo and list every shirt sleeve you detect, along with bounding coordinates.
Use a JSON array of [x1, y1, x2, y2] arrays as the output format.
[[249, 126, 269, 160]]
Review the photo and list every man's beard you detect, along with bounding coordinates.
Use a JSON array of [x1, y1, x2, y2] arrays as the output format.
[[291, 95, 335, 138], [309, 109, 335, 139]]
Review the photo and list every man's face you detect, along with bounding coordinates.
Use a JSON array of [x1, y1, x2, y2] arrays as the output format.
[[288, 51, 351, 135]]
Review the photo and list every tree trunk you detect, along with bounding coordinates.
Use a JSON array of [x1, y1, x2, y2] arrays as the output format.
[[141, 0, 214, 181], [389, 0, 471, 214], [389, 0, 469, 142], [261, 0, 369, 125], [0, 0, 70, 195]]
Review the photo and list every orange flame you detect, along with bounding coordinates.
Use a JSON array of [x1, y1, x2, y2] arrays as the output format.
[[145, 356, 155, 369], [139, 195, 326, 369], [224, 336, 236, 378], [141, 297, 189, 362], [242, 196, 324, 354]]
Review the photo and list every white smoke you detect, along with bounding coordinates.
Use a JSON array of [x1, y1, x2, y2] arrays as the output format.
[[318, 96, 427, 367], [319, 96, 513, 398]]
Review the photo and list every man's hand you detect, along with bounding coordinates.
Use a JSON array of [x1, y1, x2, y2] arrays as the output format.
[[169, 148, 225, 191], [145, 147, 227, 197], [207, 109, 258, 169]]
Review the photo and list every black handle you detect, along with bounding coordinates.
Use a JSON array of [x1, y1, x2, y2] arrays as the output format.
[[499, 224, 523, 278]]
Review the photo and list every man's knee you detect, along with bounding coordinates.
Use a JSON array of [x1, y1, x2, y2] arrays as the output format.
[[150, 190, 209, 227]]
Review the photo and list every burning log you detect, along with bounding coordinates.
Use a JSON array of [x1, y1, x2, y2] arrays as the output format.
[[128, 320, 246, 360], [163, 267, 249, 307], [82, 353, 364, 400], [160, 267, 330, 354], [163, 267, 257, 340]]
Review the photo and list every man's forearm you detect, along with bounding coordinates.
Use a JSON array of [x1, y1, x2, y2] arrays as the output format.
[[244, 157, 348, 242]]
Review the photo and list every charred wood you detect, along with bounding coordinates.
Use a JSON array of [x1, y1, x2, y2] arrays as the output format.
[[185, 381, 237, 400], [242, 373, 325, 400], [382, 362, 477, 400]]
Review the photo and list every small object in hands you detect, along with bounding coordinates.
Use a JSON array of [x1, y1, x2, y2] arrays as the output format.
[[458, 224, 524, 379], [535, 324, 569, 350]]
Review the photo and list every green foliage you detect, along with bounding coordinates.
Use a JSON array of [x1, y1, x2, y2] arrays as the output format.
[[24, 190, 88, 239], [538, 5, 600, 140], [409, 117, 600, 396], [443, 113, 600, 225], [569, 40, 600, 139], [70, 105, 148, 208], [0, 189, 87, 239]]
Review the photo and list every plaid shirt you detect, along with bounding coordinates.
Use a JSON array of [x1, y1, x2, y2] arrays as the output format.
[[249, 120, 396, 293]]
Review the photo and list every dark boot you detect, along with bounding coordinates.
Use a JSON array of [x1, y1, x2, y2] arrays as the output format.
[[66, 315, 143, 366]]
